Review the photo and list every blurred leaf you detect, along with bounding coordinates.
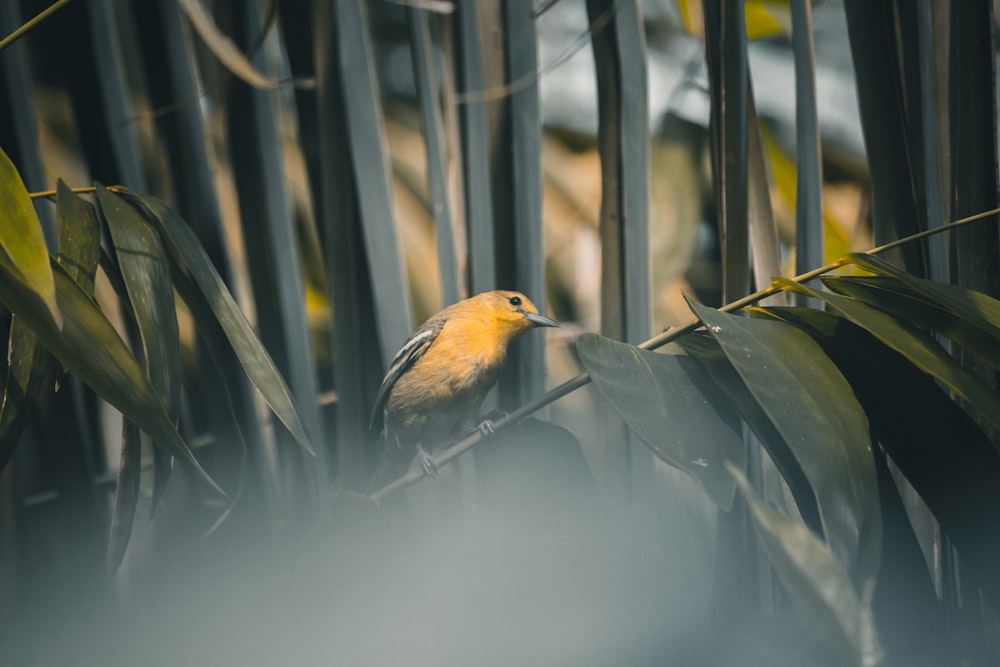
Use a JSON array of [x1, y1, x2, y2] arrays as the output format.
[[678, 0, 798, 38], [776, 277, 1000, 432], [752, 305, 1000, 606], [703, 0, 750, 301], [0, 257, 225, 498], [55, 179, 100, 298], [0, 317, 51, 470], [453, 0, 495, 295], [98, 184, 181, 513], [686, 298, 880, 580], [331, 0, 413, 361], [842, 0, 922, 273], [407, 6, 459, 305], [0, 146, 60, 328], [789, 0, 823, 299], [745, 1, 788, 38], [125, 190, 315, 457], [107, 417, 141, 571], [577, 333, 744, 509], [746, 86, 784, 301], [176, 0, 283, 89], [764, 130, 850, 263], [729, 464, 885, 667]]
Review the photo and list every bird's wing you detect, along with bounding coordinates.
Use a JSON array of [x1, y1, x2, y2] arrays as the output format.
[[369, 316, 447, 433]]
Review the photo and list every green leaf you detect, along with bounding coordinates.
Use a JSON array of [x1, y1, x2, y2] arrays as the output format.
[[577, 333, 744, 509], [55, 180, 101, 299], [0, 257, 225, 498], [775, 277, 1000, 432], [686, 298, 880, 581], [824, 275, 1000, 370], [677, 331, 821, 534], [0, 180, 101, 470], [752, 305, 1000, 606], [0, 146, 61, 328], [0, 317, 51, 470], [121, 190, 315, 457], [107, 418, 141, 571], [730, 464, 885, 667], [98, 184, 183, 513], [836, 252, 1000, 365], [97, 185, 181, 417]]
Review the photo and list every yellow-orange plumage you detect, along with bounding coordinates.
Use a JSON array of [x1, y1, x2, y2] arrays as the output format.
[[369, 290, 558, 489]]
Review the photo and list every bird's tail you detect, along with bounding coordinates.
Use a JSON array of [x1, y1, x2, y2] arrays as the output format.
[[366, 438, 414, 494]]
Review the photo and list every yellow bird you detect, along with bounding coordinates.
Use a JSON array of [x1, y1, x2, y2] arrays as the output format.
[[369, 290, 558, 489]]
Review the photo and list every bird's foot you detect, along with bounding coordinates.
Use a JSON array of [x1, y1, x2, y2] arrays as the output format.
[[416, 444, 439, 477], [475, 410, 509, 437]]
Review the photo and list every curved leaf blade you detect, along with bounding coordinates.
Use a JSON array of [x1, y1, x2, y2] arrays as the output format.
[[677, 331, 821, 534], [55, 179, 101, 299], [107, 418, 141, 571], [0, 147, 60, 328], [825, 269, 1000, 371], [124, 190, 315, 457], [97, 185, 182, 418], [730, 464, 885, 667], [752, 305, 1000, 606], [577, 332, 744, 510], [775, 277, 1000, 432], [0, 317, 51, 470], [686, 297, 880, 581], [0, 258, 225, 498], [98, 184, 183, 513]]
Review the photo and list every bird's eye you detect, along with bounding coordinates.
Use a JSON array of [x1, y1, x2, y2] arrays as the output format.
[[508, 296, 522, 307]]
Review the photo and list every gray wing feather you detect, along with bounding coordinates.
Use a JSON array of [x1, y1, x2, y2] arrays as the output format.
[[369, 318, 446, 433]]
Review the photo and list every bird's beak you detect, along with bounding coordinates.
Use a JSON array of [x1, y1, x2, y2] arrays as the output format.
[[522, 311, 560, 328]]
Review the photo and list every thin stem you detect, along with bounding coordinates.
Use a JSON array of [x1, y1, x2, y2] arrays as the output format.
[[0, 0, 74, 52], [369, 206, 1000, 502], [29, 186, 96, 200]]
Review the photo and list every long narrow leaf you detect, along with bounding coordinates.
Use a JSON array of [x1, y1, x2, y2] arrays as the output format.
[[752, 305, 1000, 606], [790, 0, 823, 285], [730, 465, 885, 667], [227, 1, 325, 494], [0, 146, 60, 327], [0, 258, 224, 497], [332, 0, 412, 361], [0, 318, 50, 470], [677, 331, 821, 534], [502, 0, 548, 404], [98, 185, 181, 417], [408, 7, 460, 306], [823, 276, 1000, 371], [687, 298, 880, 581], [775, 277, 1000, 432], [126, 191, 315, 457], [746, 84, 784, 303], [55, 180, 101, 296], [848, 251, 1000, 344], [106, 417, 141, 571], [454, 0, 495, 294], [577, 333, 744, 509], [98, 184, 182, 513], [703, 0, 750, 301]]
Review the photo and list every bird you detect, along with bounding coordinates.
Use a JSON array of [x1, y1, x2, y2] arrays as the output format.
[[368, 290, 559, 491]]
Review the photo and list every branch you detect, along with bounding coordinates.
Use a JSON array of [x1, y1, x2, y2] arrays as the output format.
[[368, 206, 1000, 502]]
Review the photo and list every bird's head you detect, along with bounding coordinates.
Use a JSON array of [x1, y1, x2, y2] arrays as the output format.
[[475, 290, 559, 339]]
